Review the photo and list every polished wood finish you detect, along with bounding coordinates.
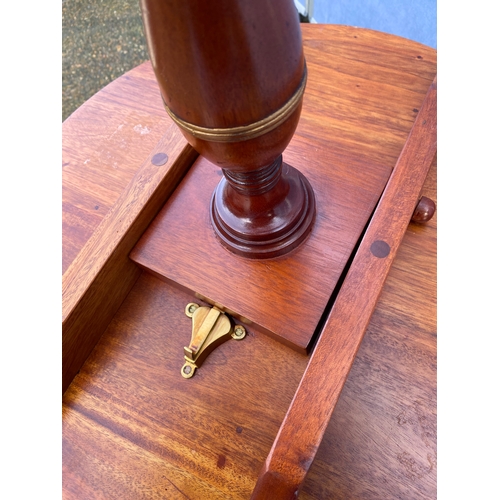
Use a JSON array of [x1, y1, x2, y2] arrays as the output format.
[[140, 0, 316, 258], [63, 277, 309, 499], [62, 62, 180, 273], [139, 0, 304, 166], [412, 195, 436, 223], [251, 77, 436, 499], [130, 136, 390, 352], [302, 155, 437, 499], [62, 123, 197, 394], [63, 25, 437, 499], [210, 156, 317, 259], [129, 16, 437, 351]]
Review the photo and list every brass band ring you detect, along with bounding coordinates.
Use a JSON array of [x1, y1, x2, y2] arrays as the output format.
[[163, 65, 307, 143]]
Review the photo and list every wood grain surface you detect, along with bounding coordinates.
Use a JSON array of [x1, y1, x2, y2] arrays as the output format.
[[63, 276, 309, 499], [300, 156, 437, 499], [63, 25, 437, 499], [130, 23, 434, 352], [251, 77, 436, 499], [140, 0, 318, 259], [129, 145, 389, 352], [62, 122, 197, 394], [62, 62, 172, 273]]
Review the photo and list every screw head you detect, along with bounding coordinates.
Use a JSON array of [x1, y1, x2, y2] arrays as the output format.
[[181, 362, 196, 379], [185, 303, 199, 317], [233, 326, 246, 338]]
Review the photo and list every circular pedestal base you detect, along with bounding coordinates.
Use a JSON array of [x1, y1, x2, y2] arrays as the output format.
[[210, 162, 316, 259]]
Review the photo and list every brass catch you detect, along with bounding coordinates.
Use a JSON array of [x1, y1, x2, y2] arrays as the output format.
[[181, 303, 246, 378]]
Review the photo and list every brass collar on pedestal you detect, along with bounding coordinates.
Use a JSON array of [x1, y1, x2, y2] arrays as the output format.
[[163, 65, 307, 143]]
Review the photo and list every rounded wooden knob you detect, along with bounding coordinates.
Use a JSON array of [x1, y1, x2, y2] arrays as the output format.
[[411, 196, 436, 223]]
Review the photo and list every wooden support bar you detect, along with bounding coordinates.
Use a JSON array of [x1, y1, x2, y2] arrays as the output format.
[[251, 76, 437, 499], [62, 122, 197, 394]]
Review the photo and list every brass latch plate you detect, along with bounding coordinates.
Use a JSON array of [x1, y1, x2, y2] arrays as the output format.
[[181, 303, 246, 378]]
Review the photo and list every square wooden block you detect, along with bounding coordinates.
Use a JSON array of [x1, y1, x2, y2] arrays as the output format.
[[130, 139, 390, 352]]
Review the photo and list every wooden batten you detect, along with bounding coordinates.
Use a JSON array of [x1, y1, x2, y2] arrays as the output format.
[[62, 123, 198, 394], [251, 77, 437, 499]]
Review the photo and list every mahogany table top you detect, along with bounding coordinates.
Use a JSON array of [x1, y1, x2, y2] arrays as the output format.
[[63, 24, 437, 499]]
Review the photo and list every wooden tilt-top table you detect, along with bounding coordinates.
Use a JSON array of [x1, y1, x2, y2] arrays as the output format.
[[62, 24, 437, 499]]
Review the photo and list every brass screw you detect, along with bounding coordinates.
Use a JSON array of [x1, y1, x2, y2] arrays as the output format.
[[185, 303, 199, 317], [181, 362, 196, 379], [233, 326, 246, 338]]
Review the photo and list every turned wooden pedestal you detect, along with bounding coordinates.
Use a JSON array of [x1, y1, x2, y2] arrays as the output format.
[[63, 25, 437, 499]]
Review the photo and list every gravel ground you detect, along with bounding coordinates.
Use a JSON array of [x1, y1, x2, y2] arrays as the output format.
[[62, 0, 149, 121]]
